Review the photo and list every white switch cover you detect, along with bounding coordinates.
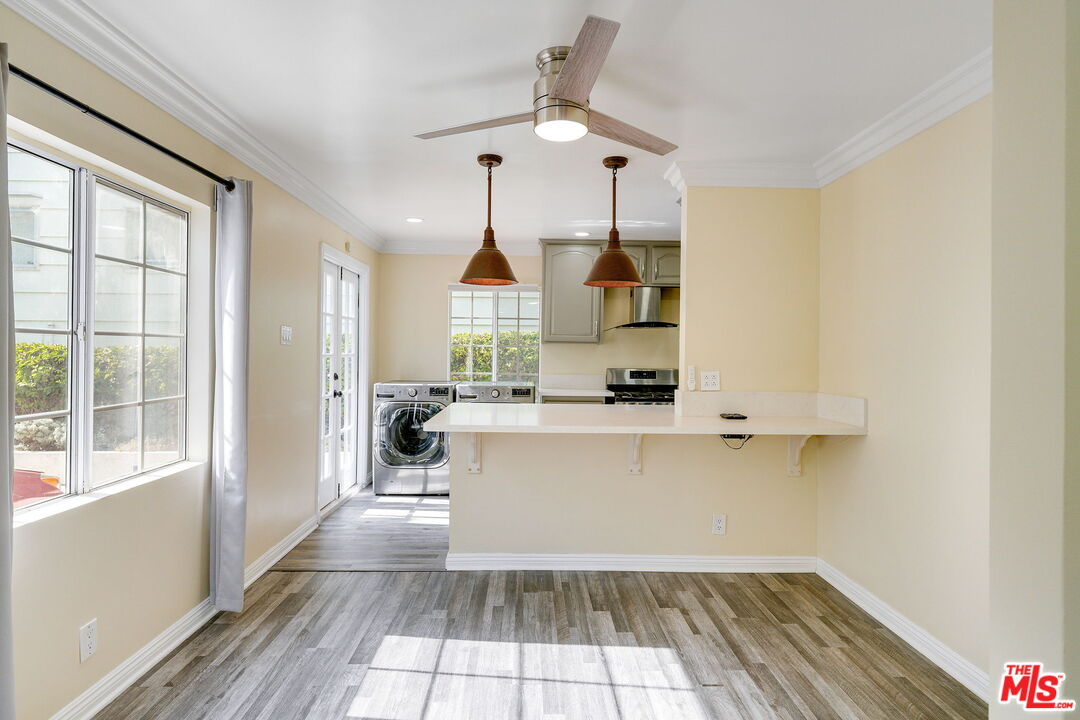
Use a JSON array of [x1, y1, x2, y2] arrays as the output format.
[[701, 371, 720, 391], [712, 514, 727, 535], [687, 365, 697, 391], [280, 325, 293, 345], [79, 619, 98, 662]]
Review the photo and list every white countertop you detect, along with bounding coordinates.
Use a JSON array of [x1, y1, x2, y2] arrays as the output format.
[[537, 387, 614, 398], [424, 402, 867, 436]]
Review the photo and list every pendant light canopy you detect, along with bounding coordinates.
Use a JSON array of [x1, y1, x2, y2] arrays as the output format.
[[461, 154, 518, 286], [584, 156, 644, 288]]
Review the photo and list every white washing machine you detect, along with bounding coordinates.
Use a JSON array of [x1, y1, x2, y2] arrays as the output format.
[[372, 382, 455, 495]]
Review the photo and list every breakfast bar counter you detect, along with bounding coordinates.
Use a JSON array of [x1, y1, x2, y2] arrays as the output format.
[[424, 402, 866, 437]]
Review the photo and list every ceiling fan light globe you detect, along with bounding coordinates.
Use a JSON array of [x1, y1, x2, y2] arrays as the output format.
[[534, 119, 589, 142]]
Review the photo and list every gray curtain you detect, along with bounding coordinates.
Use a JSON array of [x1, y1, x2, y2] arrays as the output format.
[[0, 43, 16, 720], [210, 179, 252, 612]]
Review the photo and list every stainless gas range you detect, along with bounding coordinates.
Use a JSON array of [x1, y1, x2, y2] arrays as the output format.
[[604, 368, 678, 405]]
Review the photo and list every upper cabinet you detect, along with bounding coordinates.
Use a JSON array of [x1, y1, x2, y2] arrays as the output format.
[[649, 245, 681, 286], [622, 244, 649, 281], [540, 239, 680, 343], [542, 242, 603, 343]]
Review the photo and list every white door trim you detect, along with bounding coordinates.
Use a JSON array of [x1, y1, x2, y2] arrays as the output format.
[[315, 244, 372, 518]]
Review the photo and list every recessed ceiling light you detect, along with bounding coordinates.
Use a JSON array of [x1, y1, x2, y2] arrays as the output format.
[[405, 217, 424, 223], [574, 231, 590, 237]]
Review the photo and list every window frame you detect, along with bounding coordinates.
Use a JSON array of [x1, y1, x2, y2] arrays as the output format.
[[8, 138, 190, 511], [446, 284, 541, 384]]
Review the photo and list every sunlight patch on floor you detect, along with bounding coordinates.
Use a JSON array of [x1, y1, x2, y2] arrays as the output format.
[[347, 635, 709, 720]]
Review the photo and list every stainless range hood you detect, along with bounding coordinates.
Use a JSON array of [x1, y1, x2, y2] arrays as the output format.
[[615, 286, 678, 329]]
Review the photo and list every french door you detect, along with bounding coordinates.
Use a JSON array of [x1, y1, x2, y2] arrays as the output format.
[[319, 260, 363, 509]]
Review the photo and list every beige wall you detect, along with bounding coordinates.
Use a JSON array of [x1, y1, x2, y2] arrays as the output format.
[[990, 2, 1080, 713], [817, 99, 991, 671], [4, 7, 378, 718], [450, 433, 816, 556], [375, 253, 678, 382], [680, 187, 820, 391]]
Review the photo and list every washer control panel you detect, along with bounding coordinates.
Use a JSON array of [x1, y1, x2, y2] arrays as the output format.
[[454, 382, 535, 403]]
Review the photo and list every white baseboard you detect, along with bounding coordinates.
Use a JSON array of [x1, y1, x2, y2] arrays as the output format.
[[244, 515, 318, 588], [50, 597, 217, 720], [816, 559, 989, 701], [50, 516, 319, 719], [445, 553, 817, 573]]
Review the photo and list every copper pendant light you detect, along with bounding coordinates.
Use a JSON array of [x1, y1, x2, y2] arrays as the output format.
[[461, 154, 518, 286], [584, 156, 643, 287]]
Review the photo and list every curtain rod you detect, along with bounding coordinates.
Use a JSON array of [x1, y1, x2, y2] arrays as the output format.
[[8, 63, 236, 192]]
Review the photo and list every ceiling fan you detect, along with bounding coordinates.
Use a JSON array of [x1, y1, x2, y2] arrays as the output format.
[[415, 15, 677, 156]]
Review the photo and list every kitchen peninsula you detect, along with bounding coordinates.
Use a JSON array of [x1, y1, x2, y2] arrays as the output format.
[[425, 392, 867, 570]]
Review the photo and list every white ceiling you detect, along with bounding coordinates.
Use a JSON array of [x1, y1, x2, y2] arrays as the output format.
[[24, 0, 991, 253]]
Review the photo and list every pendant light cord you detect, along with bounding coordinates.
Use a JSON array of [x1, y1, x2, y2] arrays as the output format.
[[611, 166, 618, 232], [487, 165, 493, 231]]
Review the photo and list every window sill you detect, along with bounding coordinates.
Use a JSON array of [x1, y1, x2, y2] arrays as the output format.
[[13, 460, 208, 529]]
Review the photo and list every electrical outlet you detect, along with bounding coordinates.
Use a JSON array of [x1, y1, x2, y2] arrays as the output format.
[[711, 514, 727, 535], [79, 619, 98, 662], [687, 365, 697, 391], [701, 371, 720, 391], [280, 325, 293, 345]]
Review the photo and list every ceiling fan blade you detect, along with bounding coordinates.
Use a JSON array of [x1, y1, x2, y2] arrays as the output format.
[[548, 15, 620, 105], [415, 112, 533, 139], [589, 110, 678, 155]]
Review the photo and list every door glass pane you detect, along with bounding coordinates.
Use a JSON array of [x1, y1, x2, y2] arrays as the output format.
[[95, 183, 143, 262], [145, 269, 185, 335], [13, 417, 68, 508], [15, 333, 69, 415], [145, 337, 182, 400], [144, 400, 182, 471], [7, 145, 73, 250], [145, 204, 186, 272], [92, 405, 140, 486], [94, 335, 141, 406], [95, 258, 141, 333], [12, 243, 70, 330]]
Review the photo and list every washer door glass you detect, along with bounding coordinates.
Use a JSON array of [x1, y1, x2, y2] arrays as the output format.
[[375, 402, 449, 468]]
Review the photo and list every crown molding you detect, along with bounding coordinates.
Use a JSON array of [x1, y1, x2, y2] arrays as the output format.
[[384, 238, 542, 256], [663, 160, 819, 193], [3, 0, 386, 252], [813, 48, 992, 187], [666, 48, 992, 194]]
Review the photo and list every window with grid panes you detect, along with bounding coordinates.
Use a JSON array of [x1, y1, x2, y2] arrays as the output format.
[[448, 288, 540, 383], [8, 141, 189, 510]]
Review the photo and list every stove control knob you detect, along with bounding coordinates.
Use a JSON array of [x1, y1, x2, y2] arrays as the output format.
[[490, 388, 501, 399], [407, 388, 418, 398]]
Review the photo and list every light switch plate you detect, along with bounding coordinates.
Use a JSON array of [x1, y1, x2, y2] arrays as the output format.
[[701, 371, 720, 391], [280, 325, 293, 345], [687, 365, 697, 391]]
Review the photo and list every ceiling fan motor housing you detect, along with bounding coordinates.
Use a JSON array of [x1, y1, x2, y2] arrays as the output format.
[[533, 46, 589, 130]]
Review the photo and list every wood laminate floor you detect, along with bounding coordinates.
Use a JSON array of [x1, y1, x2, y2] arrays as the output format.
[[272, 485, 449, 572], [94, 570, 986, 720]]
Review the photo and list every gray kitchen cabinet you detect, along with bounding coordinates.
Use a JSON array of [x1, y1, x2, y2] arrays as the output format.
[[542, 242, 602, 343], [621, 244, 648, 281], [649, 245, 681, 286]]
